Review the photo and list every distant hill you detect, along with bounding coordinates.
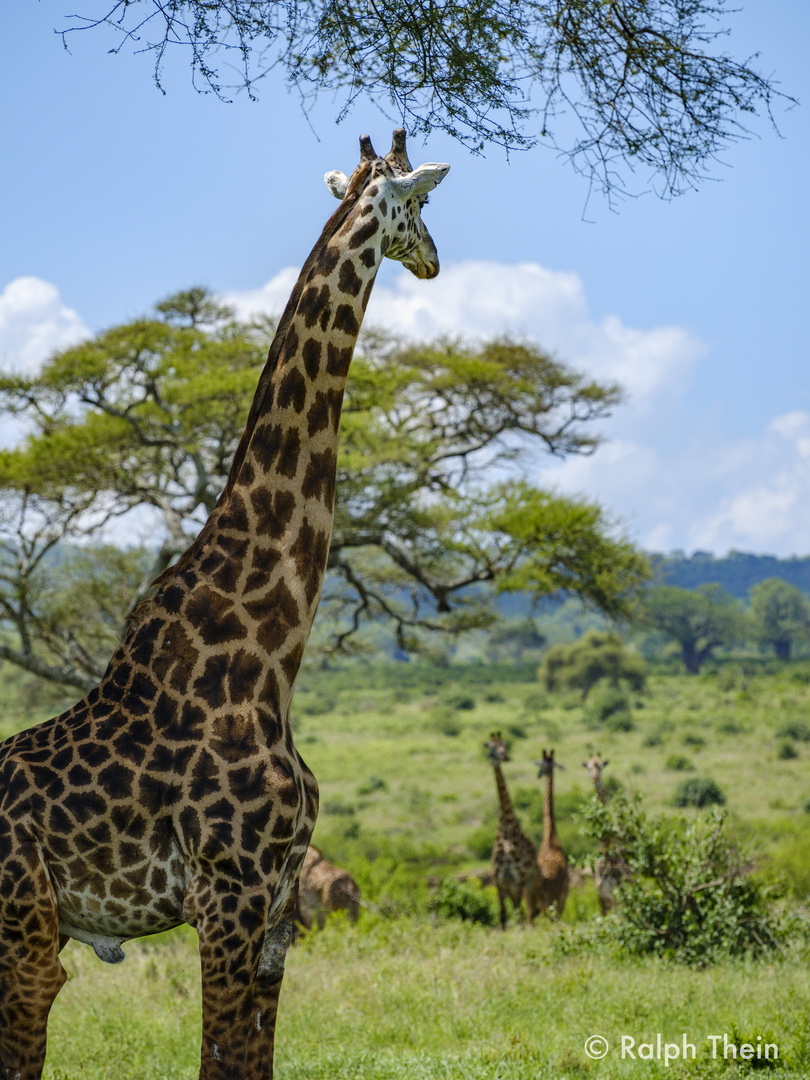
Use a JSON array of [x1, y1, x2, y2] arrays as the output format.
[[651, 551, 810, 599]]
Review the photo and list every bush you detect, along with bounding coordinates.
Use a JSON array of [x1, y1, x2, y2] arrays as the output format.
[[538, 630, 647, 699], [581, 795, 784, 963], [428, 878, 497, 926], [666, 755, 695, 772], [777, 719, 810, 742], [673, 777, 726, 808], [777, 740, 799, 760]]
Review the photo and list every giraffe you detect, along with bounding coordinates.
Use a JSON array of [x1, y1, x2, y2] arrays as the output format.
[[534, 749, 569, 917], [0, 130, 449, 1080], [484, 733, 539, 929], [582, 755, 630, 914], [294, 845, 360, 932]]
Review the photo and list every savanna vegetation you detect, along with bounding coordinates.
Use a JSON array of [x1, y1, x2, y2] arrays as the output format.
[[3, 648, 810, 1079]]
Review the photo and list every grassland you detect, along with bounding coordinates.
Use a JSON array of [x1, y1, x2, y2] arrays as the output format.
[[3, 657, 810, 1078]]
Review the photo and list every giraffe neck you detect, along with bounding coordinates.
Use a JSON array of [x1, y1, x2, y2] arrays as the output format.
[[594, 776, 608, 805], [543, 767, 557, 843], [139, 164, 388, 721], [493, 763, 518, 824]]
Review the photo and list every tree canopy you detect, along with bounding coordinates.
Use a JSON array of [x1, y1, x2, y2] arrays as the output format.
[[0, 289, 648, 691], [61, 1, 792, 198], [748, 577, 810, 661], [639, 582, 744, 673]]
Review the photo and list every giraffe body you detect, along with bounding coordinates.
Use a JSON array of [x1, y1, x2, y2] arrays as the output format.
[[0, 130, 448, 1080], [484, 733, 538, 929], [294, 845, 360, 931], [583, 755, 630, 914], [535, 749, 569, 917]]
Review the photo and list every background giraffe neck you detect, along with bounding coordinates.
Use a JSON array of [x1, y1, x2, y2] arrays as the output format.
[[543, 767, 556, 843], [493, 763, 517, 823], [595, 776, 609, 805]]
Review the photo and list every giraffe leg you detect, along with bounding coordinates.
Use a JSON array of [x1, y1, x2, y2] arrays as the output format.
[[193, 885, 273, 1080], [244, 914, 294, 1080], [0, 841, 67, 1080], [497, 889, 508, 930]]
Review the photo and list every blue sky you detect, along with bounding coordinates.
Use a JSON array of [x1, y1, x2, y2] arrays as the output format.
[[2, 2, 808, 557]]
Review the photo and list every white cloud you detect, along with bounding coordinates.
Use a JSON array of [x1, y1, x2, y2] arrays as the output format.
[[535, 412, 810, 558], [220, 259, 705, 408], [0, 277, 89, 373]]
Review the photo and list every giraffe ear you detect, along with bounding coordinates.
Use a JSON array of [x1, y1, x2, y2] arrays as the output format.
[[389, 162, 450, 197], [324, 170, 349, 200]]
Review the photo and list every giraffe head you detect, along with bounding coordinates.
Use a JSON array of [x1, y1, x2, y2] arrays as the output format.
[[582, 755, 609, 784], [484, 731, 510, 765], [324, 128, 449, 279], [535, 749, 564, 777]]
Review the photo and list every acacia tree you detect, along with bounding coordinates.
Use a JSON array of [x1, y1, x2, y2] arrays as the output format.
[[0, 289, 648, 692], [60, 1, 792, 198], [749, 577, 810, 660], [639, 582, 744, 673]]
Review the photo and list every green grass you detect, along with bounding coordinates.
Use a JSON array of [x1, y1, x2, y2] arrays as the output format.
[[4, 659, 810, 1077], [44, 917, 810, 1079]]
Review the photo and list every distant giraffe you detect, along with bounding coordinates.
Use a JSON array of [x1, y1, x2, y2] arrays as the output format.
[[0, 130, 449, 1080], [535, 749, 569, 916], [582, 755, 630, 914], [484, 733, 538, 929], [294, 846, 360, 931]]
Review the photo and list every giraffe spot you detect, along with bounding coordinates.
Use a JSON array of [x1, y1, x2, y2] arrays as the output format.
[[379, 197, 388, 215], [111, 661, 132, 688], [358, 246, 376, 269], [279, 640, 306, 686], [380, 236, 391, 256], [362, 280, 374, 311], [216, 534, 250, 562], [110, 805, 148, 840], [338, 259, 363, 297], [67, 763, 92, 787], [332, 303, 359, 337], [298, 283, 330, 330], [48, 803, 74, 834], [123, 864, 149, 889], [189, 749, 220, 802], [348, 217, 379, 249], [77, 742, 111, 768], [51, 746, 74, 771], [302, 337, 321, 379], [301, 449, 337, 505], [277, 367, 307, 413], [160, 584, 186, 613], [228, 648, 264, 704], [245, 578, 300, 656], [259, 675, 281, 727], [252, 424, 301, 480], [314, 245, 340, 278], [218, 492, 250, 533], [290, 519, 329, 605], [63, 790, 106, 825], [128, 620, 162, 666], [326, 342, 353, 377], [359, 203, 374, 217], [113, 718, 154, 765], [130, 671, 158, 704], [306, 391, 330, 437], [97, 761, 135, 800], [179, 805, 202, 850], [150, 866, 168, 893], [280, 321, 302, 365], [150, 816, 175, 860], [185, 587, 248, 646], [193, 654, 230, 710], [227, 761, 268, 803], [211, 559, 242, 595], [250, 487, 296, 539], [366, 184, 379, 197]]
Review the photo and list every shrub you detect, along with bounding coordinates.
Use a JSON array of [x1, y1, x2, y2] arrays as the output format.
[[666, 755, 695, 772], [439, 688, 477, 711], [777, 719, 810, 742], [429, 878, 496, 926], [673, 777, 726, 808], [581, 795, 784, 963], [777, 740, 799, 760]]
